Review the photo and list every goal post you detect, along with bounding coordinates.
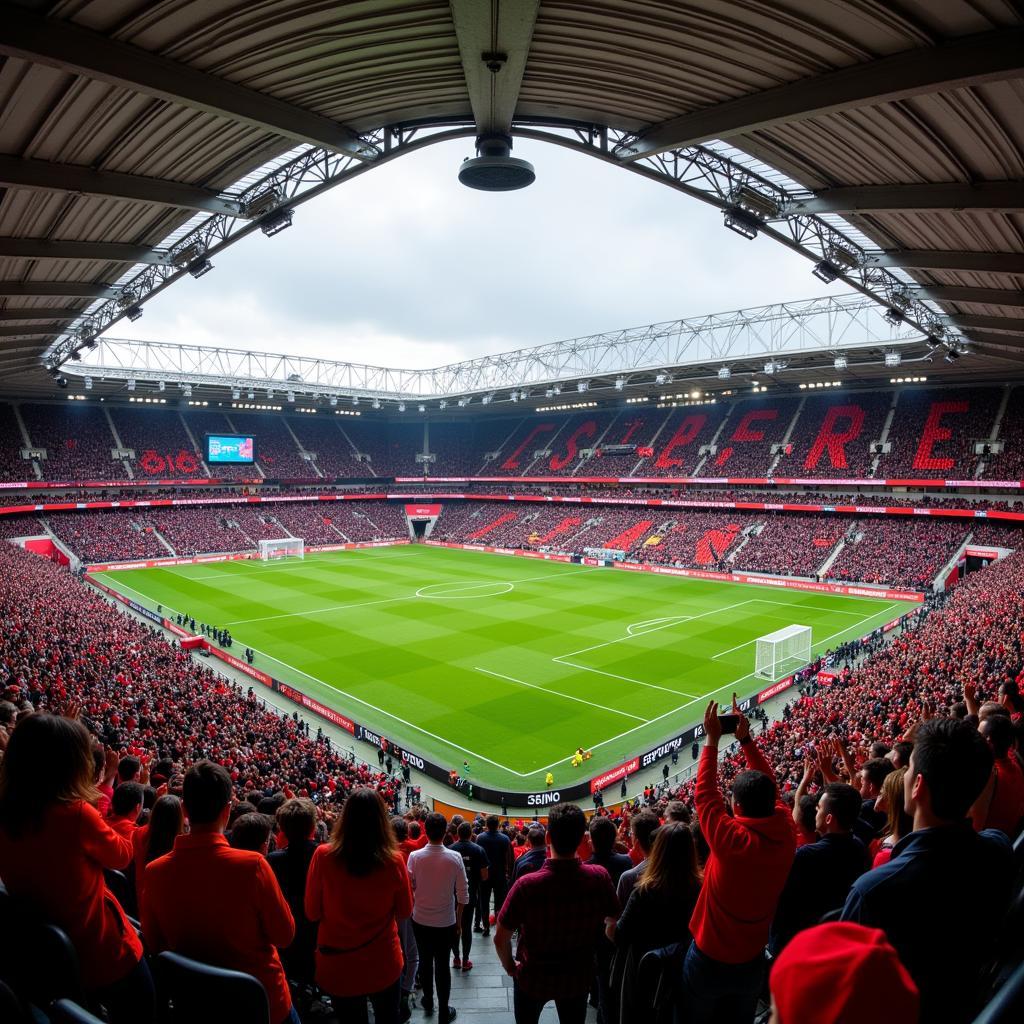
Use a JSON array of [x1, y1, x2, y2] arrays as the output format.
[[258, 537, 305, 561], [755, 624, 811, 679]]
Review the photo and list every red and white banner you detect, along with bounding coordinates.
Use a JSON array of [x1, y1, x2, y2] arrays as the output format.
[[278, 683, 356, 734], [424, 540, 573, 563], [758, 675, 796, 703], [405, 503, 441, 517], [205, 644, 274, 686], [590, 757, 641, 793], [817, 671, 838, 686]]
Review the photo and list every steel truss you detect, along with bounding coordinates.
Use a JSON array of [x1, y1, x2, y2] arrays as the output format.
[[64, 294, 919, 403], [46, 117, 964, 373]]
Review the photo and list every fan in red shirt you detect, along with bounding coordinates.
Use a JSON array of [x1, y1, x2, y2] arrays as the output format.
[[0, 714, 154, 1024], [682, 698, 796, 1024], [142, 760, 297, 1024]]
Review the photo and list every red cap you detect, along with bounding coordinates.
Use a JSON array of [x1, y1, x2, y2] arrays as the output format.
[[771, 922, 918, 1024]]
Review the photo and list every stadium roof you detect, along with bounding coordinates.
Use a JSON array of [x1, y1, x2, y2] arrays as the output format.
[[0, 0, 1022, 395]]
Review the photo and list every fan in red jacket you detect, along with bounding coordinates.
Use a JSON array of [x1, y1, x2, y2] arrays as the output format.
[[682, 697, 796, 1024]]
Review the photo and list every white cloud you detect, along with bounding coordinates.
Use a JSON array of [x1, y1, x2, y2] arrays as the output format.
[[132, 137, 837, 368]]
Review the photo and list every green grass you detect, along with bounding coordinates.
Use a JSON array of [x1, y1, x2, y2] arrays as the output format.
[[92, 545, 917, 791]]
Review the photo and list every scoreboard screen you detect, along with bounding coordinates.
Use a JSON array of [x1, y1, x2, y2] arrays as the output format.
[[206, 434, 256, 464]]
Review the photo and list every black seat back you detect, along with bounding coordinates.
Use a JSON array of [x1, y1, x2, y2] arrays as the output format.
[[0, 978, 33, 1024], [153, 951, 270, 1024], [0, 885, 85, 1008], [49, 999, 107, 1024], [973, 961, 1024, 1023]]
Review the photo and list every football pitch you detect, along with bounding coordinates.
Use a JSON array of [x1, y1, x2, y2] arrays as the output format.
[[91, 545, 918, 792]]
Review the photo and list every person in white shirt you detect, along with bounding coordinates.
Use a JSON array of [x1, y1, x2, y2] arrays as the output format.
[[408, 812, 468, 1023]]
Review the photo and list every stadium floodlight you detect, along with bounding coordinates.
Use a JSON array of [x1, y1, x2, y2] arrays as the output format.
[[231, 388, 240, 400], [811, 260, 840, 284], [458, 132, 536, 192], [552, 385, 561, 396], [398, 403, 406, 412], [944, 349, 960, 363], [125, 304, 144, 322], [764, 360, 777, 375], [84, 376, 92, 390], [458, 397, 470, 407], [510, 390, 519, 403], [418, 404, 426, 412], [259, 207, 293, 237], [577, 381, 589, 393], [614, 377, 626, 391], [827, 244, 860, 270], [717, 366, 731, 380], [655, 372, 672, 385], [439, 399, 448, 409], [57, 376, 68, 389], [127, 379, 136, 391], [157, 380, 166, 392], [729, 186, 779, 219], [883, 307, 904, 326], [182, 384, 192, 397], [287, 391, 295, 403], [722, 205, 761, 240], [884, 350, 901, 368], [70, 350, 82, 361], [247, 390, 255, 400], [834, 354, 848, 371], [372, 398, 381, 410], [329, 396, 337, 407], [187, 258, 213, 279]]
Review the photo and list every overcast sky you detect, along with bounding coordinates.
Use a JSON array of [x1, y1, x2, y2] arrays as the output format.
[[132, 137, 837, 369]]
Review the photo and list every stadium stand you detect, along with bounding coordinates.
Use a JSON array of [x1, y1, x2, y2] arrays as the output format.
[[877, 389, 1000, 479], [696, 397, 801, 477], [983, 386, 1024, 481], [730, 514, 846, 578], [179, 410, 262, 481], [108, 408, 206, 479], [286, 415, 362, 478], [0, 404, 31, 481], [20, 404, 125, 481], [45, 511, 169, 564], [225, 413, 311, 478]]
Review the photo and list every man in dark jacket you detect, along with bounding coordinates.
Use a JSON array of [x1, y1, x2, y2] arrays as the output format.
[[841, 718, 1013, 1024], [769, 782, 867, 955], [512, 827, 547, 881]]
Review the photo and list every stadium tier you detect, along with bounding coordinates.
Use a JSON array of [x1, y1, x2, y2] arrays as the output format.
[[0, 385, 1022, 484]]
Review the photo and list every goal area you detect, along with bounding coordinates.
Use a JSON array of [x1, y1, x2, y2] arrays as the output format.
[[755, 624, 811, 679], [259, 537, 304, 560]]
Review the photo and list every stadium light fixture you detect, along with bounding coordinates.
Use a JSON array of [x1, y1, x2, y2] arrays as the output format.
[[717, 366, 731, 380], [372, 398, 381, 410], [827, 244, 860, 270], [655, 372, 672, 385], [811, 260, 840, 284], [884, 350, 901, 368], [510, 391, 519, 403], [614, 377, 626, 391], [458, 397, 470, 407], [729, 186, 779, 219], [722, 206, 761, 240], [84, 376, 92, 390], [458, 132, 536, 192], [329, 396, 337, 407], [231, 388, 240, 400], [258, 207, 293, 237], [125, 304, 144, 322], [158, 381, 166, 392], [187, 258, 213, 279], [834, 354, 848, 371], [944, 349, 960, 363], [439, 399, 448, 409], [127, 379, 136, 391], [577, 381, 589, 393], [351, 396, 358, 405], [398, 403, 406, 412], [883, 307, 904, 326], [182, 384, 192, 397], [287, 391, 295, 403]]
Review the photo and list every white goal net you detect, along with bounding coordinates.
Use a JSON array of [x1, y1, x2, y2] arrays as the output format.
[[259, 537, 304, 560], [755, 624, 811, 679]]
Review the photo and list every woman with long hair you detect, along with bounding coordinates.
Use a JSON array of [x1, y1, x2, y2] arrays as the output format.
[[132, 794, 185, 910], [872, 767, 912, 868], [304, 787, 413, 1024], [0, 714, 155, 1023]]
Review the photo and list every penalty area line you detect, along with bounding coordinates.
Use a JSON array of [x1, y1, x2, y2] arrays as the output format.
[[474, 667, 649, 722]]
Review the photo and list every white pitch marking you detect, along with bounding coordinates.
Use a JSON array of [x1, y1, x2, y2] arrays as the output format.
[[474, 667, 648, 722], [553, 659, 700, 699]]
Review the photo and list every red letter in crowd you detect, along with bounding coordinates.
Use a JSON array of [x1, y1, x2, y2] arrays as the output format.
[[501, 423, 556, 470], [912, 400, 969, 471], [618, 418, 644, 445], [550, 420, 598, 471], [803, 404, 866, 470], [730, 408, 777, 442], [654, 414, 707, 470]]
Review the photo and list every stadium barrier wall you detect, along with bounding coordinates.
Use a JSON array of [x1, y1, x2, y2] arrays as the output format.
[[4, 489, 1021, 526], [85, 545, 921, 809]]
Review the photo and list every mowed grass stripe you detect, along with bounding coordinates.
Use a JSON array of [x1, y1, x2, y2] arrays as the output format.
[[94, 546, 919, 788]]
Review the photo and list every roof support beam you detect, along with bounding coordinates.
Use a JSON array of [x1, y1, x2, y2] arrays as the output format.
[[788, 181, 1024, 215], [964, 331, 1024, 348], [0, 308, 81, 322], [450, 0, 540, 136], [0, 4, 376, 160], [0, 156, 246, 216], [618, 30, 1024, 160], [917, 286, 1024, 308], [952, 314, 1024, 334], [0, 238, 167, 264], [0, 325, 59, 338], [869, 250, 1024, 274], [0, 280, 118, 299]]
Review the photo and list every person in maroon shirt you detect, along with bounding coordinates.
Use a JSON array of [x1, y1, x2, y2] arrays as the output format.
[[970, 713, 1024, 837], [494, 802, 618, 1024]]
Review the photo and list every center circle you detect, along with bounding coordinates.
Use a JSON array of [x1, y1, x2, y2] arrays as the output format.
[[416, 581, 514, 599]]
